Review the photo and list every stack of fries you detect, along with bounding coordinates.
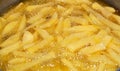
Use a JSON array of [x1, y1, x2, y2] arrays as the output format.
[[0, 0, 120, 71]]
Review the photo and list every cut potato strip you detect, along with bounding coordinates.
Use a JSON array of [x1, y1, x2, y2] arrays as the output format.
[[88, 53, 115, 65], [55, 17, 64, 33], [79, 35, 112, 55], [62, 31, 93, 47], [97, 62, 105, 71], [6, 13, 21, 22], [25, 18, 46, 30], [65, 25, 98, 32], [27, 37, 53, 53], [69, 16, 89, 25], [39, 12, 58, 28], [13, 51, 34, 58], [112, 30, 120, 39], [2, 21, 18, 36], [22, 31, 34, 45], [107, 49, 120, 66], [11, 52, 55, 71], [109, 43, 120, 55], [65, 36, 94, 52], [35, 28, 51, 39], [57, 0, 91, 5], [8, 58, 26, 64], [28, 7, 55, 24], [92, 2, 112, 18], [17, 15, 26, 32], [0, 41, 21, 56], [0, 33, 20, 47], [79, 43, 106, 55], [61, 58, 78, 71], [105, 7, 115, 13], [89, 13, 104, 26], [81, 4, 120, 31]]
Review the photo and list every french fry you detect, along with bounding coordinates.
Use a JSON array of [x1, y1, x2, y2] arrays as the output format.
[[27, 36, 53, 53], [11, 52, 55, 71], [0, 41, 21, 56], [2, 21, 18, 36], [65, 36, 94, 52], [82, 4, 120, 31], [39, 12, 58, 28], [107, 49, 120, 66], [35, 28, 51, 39], [8, 58, 26, 64], [88, 53, 115, 65], [17, 15, 26, 32], [6, 13, 21, 22], [22, 31, 34, 45], [55, 17, 64, 33], [62, 31, 94, 47], [27, 7, 55, 24], [97, 62, 105, 71], [78, 43, 105, 55], [69, 16, 89, 25], [65, 25, 98, 33], [61, 58, 78, 71], [0, 33, 20, 47], [92, 2, 112, 18]]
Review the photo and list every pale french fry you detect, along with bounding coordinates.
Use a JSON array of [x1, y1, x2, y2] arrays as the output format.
[[65, 25, 98, 33], [55, 17, 64, 33], [79, 43, 105, 55], [13, 51, 34, 58], [22, 31, 34, 45], [27, 36, 53, 53], [2, 21, 18, 36], [111, 14, 120, 25], [61, 58, 78, 71], [12, 52, 55, 71], [8, 58, 26, 64], [89, 13, 104, 26], [79, 35, 112, 55], [35, 28, 51, 39], [0, 18, 7, 33], [82, 4, 120, 31], [6, 13, 21, 22], [0, 33, 20, 47], [92, 2, 112, 18], [39, 12, 58, 28], [107, 49, 120, 66], [0, 41, 21, 56], [17, 15, 26, 32], [63, 18, 71, 30], [109, 43, 120, 55], [27, 7, 55, 24], [62, 31, 94, 47], [69, 16, 89, 25], [88, 53, 115, 65], [3, 3, 26, 18], [105, 7, 115, 13], [112, 30, 120, 38], [57, 0, 91, 5], [97, 62, 105, 71], [65, 36, 94, 52]]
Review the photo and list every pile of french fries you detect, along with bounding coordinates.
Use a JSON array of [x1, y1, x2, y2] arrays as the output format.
[[0, 0, 120, 71]]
